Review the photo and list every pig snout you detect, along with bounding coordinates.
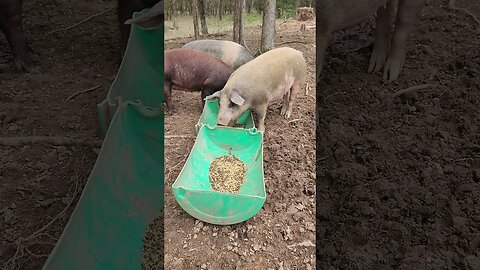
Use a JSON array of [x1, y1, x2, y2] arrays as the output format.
[[216, 114, 231, 127], [216, 105, 242, 127], [216, 117, 236, 127]]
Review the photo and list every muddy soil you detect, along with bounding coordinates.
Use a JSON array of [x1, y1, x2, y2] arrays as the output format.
[[1, 0, 120, 269], [142, 209, 164, 270], [317, 0, 480, 269], [163, 20, 316, 269]]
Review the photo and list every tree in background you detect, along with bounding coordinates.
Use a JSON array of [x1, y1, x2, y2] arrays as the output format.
[[233, 0, 246, 47], [246, 0, 255, 13], [192, 0, 200, 39], [218, 0, 223, 20], [163, 0, 315, 41], [198, 0, 209, 35], [260, 0, 276, 53], [165, 0, 313, 18], [166, 0, 175, 20]]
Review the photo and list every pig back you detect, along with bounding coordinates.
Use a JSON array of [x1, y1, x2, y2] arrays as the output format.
[[227, 47, 307, 90], [165, 48, 234, 89], [182, 40, 254, 69]]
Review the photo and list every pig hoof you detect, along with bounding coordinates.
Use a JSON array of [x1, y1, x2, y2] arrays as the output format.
[[18, 63, 40, 74], [28, 47, 40, 63], [383, 58, 404, 81], [368, 49, 387, 74], [285, 110, 292, 119], [14, 56, 39, 74]]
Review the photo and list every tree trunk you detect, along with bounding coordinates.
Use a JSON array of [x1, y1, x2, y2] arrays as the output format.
[[239, 0, 245, 46], [260, 0, 275, 54], [198, 0, 209, 35], [218, 0, 223, 20], [247, 0, 254, 13], [233, 0, 246, 47], [167, 0, 175, 20], [192, 0, 200, 39], [182, 0, 188, 14], [233, 0, 239, 43]]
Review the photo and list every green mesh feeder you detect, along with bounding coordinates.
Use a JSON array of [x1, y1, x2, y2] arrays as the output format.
[[172, 124, 266, 225], [194, 99, 255, 134]]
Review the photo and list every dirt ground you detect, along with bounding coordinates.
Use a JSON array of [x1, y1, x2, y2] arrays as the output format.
[[0, 0, 315, 269], [0, 0, 121, 269], [163, 20, 316, 269], [317, 0, 480, 269]]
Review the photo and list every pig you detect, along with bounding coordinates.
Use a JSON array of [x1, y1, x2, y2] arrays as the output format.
[[316, 0, 426, 84], [117, 0, 160, 56], [0, 0, 39, 73], [205, 47, 307, 132], [164, 48, 234, 114], [182, 39, 254, 70]]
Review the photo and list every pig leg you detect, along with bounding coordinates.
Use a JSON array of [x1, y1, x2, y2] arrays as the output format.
[[368, 0, 394, 74], [255, 103, 269, 132], [285, 81, 301, 119], [315, 30, 332, 87], [383, 0, 426, 81], [0, 0, 39, 73], [200, 89, 208, 110], [280, 92, 290, 116], [164, 80, 175, 114], [280, 75, 295, 116]]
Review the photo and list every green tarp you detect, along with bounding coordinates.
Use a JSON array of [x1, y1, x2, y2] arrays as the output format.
[[43, 9, 164, 270]]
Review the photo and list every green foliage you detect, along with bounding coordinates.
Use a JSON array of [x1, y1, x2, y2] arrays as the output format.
[[245, 12, 263, 23]]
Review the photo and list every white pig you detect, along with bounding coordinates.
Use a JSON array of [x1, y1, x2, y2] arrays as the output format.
[[205, 47, 307, 132]]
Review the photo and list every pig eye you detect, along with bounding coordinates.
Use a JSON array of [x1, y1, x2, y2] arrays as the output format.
[[229, 101, 237, 108]]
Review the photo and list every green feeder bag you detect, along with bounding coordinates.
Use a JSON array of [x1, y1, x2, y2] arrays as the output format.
[[43, 7, 164, 270], [172, 124, 266, 225], [97, 9, 164, 136], [42, 101, 164, 270]]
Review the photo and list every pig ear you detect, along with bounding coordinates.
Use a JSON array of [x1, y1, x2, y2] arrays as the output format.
[[204, 91, 221, 100], [230, 91, 244, 106]]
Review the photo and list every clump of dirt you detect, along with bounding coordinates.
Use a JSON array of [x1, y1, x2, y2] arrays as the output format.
[[209, 154, 246, 194], [142, 210, 164, 270], [317, 0, 480, 269]]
